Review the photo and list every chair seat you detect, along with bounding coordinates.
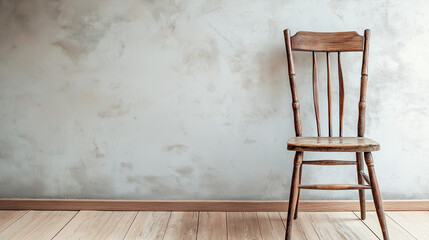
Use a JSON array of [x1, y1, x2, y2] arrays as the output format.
[[287, 137, 380, 152]]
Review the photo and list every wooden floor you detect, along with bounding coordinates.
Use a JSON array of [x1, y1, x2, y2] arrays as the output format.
[[0, 210, 427, 239]]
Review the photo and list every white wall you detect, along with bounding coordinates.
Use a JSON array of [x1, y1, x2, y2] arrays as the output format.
[[1, 0, 428, 200]]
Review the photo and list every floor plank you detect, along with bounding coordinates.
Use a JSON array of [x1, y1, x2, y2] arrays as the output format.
[[354, 211, 415, 240], [197, 212, 227, 240], [227, 212, 262, 240], [304, 212, 378, 240], [163, 212, 198, 240], [124, 211, 171, 240], [257, 212, 285, 240], [53, 211, 113, 239], [386, 211, 429, 239], [280, 212, 320, 240], [0, 210, 27, 232], [88, 211, 137, 239], [0, 210, 76, 240]]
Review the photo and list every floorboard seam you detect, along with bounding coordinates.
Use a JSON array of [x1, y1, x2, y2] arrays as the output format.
[[0, 210, 29, 234], [50, 211, 79, 240], [255, 212, 264, 240], [352, 211, 381, 240], [225, 212, 229, 240], [384, 212, 418, 240], [306, 213, 322, 240], [160, 212, 172, 240], [93, 211, 114, 238], [195, 212, 200, 240], [122, 211, 139, 240], [276, 212, 285, 228]]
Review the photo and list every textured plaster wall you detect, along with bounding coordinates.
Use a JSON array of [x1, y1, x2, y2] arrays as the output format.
[[0, 0, 428, 200]]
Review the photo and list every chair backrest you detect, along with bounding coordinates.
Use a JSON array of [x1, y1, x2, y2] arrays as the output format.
[[283, 29, 370, 137]]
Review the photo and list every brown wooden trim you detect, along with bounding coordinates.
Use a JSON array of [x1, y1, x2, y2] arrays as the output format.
[[302, 160, 356, 165], [0, 199, 428, 212], [338, 51, 344, 137], [326, 52, 333, 137], [290, 31, 364, 52], [298, 184, 371, 190], [312, 51, 321, 137]]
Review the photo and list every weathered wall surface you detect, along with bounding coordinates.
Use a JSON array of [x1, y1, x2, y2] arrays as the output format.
[[0, 0, 428, 200]]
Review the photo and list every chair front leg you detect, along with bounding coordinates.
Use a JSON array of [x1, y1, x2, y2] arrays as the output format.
[[285, 151, 303, 240], [294, 166, 303, 219], [356, 152, 366, 220], [364, 152, 389, 240]]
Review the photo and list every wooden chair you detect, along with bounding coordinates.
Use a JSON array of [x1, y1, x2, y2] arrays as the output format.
[[283, 29, 389, 240]]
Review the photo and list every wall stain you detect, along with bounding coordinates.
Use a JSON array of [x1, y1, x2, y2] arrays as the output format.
[[0, 175, 47, 198], [46, 0, 61, 20], [171, 39, 220, 76], [127, 174, 184, 198], [93, 142, 105, 158], [175, 166, 194, 176], [66, 158, 115, 198], [0, 139, 14, 159], [164, 144, 188, 154], [121, 162, 133, 170], [2, 0, 34, 32], [126, 175, 145, 185], [142, 0, 185, 33], [207, 84, 215, 92], [53, 5, 126, 62], [198, 166, 232, 199], [98, 100, 129, 118], [73, 120, 84, 132]]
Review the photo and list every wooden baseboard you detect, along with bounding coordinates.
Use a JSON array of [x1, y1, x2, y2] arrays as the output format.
[[0, 199, 428, 211]]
